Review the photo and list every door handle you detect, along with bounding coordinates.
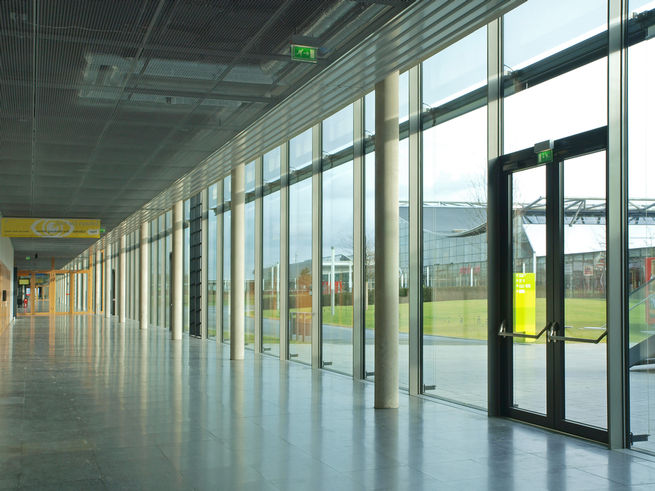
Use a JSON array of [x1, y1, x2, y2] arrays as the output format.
[[547, 323, 607, 344], [498, 320, 550, 340]]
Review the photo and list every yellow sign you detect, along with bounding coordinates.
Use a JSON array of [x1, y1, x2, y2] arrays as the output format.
[[514, 273, 536, 342], [1, 218, 100, 238]]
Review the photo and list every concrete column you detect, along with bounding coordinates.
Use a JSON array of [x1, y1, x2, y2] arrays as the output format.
[[140, 222, 149, 330], [374, 71, 399, 409], [95, 250, 102, 314], [231, 164, 245, 360], [119, 235, 127, 323], [172, 201, 184, 340], [104, 243, 112, 318]]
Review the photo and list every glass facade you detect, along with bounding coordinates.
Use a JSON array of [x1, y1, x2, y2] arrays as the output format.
[[74, 0, 655, 450], [263, 147, 281, 357]]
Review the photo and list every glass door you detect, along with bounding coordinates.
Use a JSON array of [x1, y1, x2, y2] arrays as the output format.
[[499, 128, 608, 442]]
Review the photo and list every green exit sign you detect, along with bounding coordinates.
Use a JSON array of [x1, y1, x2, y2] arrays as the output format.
[[538, 149, 553, 164], [291, 44, 317, 63]]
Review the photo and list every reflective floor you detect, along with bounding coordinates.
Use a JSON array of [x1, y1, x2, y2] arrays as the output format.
[[1, 315, 655, 490]]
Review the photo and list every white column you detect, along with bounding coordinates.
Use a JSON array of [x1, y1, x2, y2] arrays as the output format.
[[119, 235, 127, 323], [140, 222, 149, 330], [104, 243, 112, 318], [172, 201, 184, 340], [374, 71, 399, 409], [231, 164, 245, 360]]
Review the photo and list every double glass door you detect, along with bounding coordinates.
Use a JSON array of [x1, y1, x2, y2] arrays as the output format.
[[499, 128, 608, 442]]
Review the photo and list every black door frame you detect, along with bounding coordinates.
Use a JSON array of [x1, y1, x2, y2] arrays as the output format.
[[495, 126, 608, 443]]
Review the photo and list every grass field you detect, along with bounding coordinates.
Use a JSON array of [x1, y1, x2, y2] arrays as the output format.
[[252, 298, 613, 342]]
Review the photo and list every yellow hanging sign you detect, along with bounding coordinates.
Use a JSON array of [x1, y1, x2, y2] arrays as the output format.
[[1, 218, 101, 238], [514, 273, 536, 342]]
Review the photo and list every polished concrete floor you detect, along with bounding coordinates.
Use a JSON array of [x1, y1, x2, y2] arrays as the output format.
[[2, 316, 655, 490]]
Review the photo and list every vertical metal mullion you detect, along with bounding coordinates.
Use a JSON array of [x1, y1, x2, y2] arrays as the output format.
[[547, 160, 563, 429], [216, 180, 224, 342], [312, 123, 323, 369], [280, 143, 290, 361], [255, 157, 263, 353], [408, 64, 422, 396], [487, 17, 504, 417], [353, 98, 365, 380], [607, 0, 628, 449]]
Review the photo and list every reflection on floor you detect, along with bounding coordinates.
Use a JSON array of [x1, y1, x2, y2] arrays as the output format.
[[1, 315, 654, 490]]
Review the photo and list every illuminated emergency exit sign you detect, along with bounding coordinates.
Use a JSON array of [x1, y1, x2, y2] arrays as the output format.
[[291, 44, 317, 63]]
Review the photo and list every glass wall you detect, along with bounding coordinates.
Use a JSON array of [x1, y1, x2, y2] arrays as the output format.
[[208, 184, 218, 339], [289, 129, 313, 364], [245, 162, 256, 349], [150, 218, 158, 326], [322, 106, 354, 375], [503, 0, 607, 153], [263, 147, 281, 356], [184, 199, 190, 332], [223, 176, 232, 343], [421, 26, 488, 408], [628, 0, 655, 454]]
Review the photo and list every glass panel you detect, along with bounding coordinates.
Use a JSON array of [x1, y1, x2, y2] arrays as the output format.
[[289, 129, 312, 174], [364, 151, 375, 379], [35, 274, 49, 313], [504, 0, 606, 69], [289, 178, 312, 364], [628, 2, 655, 452], [150, 220, 157, 325], [503, 0, 607, 154], [158, 215, 165, 325], [323, 105, 353, 157], [244, 200, 255, 349], [184, 200, 190, 332], [208, 184, 218, 338], [422, 27, 486, 108], [562, 152, 607, 429], [421, 106, 488, 408], [321, 161, 353, 375], [512, 166, 547, 415], [223, 176, 232, 343], [263, 190, 281, 357], [398, 139, 409, 389], [165, 211, 171, 328]]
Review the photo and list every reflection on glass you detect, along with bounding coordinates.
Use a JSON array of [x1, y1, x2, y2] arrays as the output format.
[[322, 162, 354, 375], [208, 184, 218, 338], [223, 176, 232, 343], [563, 152, 607, 429], [421, 108, 488, 407], [398, 139, 409, 389], [512, 166, 547, 414], [628, 13, 655, 452], [289, 178, 312, 364]]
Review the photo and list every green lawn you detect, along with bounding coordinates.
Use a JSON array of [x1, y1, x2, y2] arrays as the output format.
[[259, 298, 611, 342]]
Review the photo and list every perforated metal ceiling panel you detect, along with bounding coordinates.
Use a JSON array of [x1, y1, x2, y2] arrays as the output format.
[[1, 0, 413, 269]]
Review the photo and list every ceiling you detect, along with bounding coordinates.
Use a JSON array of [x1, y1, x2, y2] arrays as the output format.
[[0, 0, 413, 270]]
